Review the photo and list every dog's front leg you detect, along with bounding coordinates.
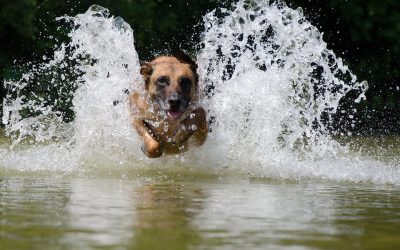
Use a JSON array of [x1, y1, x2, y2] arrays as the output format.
[[172, 108, 208, 147], [191, 108, 208, 146], [132, 119, 162, 158]]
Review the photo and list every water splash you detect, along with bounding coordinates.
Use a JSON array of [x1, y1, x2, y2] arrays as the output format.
[[198, 0, 367, 157], [1, 5, 145, 171], [1, 2, 399, 183]]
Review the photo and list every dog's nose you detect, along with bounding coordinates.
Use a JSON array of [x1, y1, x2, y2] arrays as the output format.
[[168, 99, 181, 107]]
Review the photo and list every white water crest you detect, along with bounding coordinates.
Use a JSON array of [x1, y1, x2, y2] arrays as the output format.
[[1, 1, 399, 183]]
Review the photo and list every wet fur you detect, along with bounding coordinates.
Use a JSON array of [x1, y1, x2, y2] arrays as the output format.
[[129, 53, 207, 158]]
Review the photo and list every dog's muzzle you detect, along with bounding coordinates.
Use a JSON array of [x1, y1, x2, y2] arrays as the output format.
[[162, 93, 188, 119]]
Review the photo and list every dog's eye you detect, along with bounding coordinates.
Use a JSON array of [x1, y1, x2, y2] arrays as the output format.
[[180, 77, 192, 89], [157, 76, 169, 86]]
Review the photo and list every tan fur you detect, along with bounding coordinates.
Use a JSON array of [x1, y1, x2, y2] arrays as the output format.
[[129, 55, 207, 158]]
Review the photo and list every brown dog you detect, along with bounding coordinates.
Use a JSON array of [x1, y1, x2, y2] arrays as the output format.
[[129, 52, 208, 158]]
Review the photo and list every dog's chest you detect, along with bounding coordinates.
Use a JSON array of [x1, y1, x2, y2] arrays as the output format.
[[146, 118, 181, 142]]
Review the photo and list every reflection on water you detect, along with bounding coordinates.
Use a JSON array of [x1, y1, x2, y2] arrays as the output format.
[[0, 177, 71, 249], [1, 175, 400, 250], [63, 178, 137, 248], [132, 183, 204, 250]]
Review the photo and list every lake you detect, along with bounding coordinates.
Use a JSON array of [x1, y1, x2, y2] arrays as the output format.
[[1, 154, 400, 250]]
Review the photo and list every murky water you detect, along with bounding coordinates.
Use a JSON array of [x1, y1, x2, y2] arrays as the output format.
[[1, 171, 400, 250], [1, 1, 400, 249]]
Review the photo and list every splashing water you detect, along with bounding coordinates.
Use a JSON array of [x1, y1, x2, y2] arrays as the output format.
[[1, 5, 144, 171], [1, 1, 399, 183]]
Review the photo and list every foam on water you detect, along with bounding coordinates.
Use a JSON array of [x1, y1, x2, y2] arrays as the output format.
[[1, 1, 399, 183]]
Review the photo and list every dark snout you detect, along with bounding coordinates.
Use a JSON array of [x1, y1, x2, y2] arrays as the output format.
[[166, 92, 186, 111], [161, 91, 189, 120], [167, 98, 182, 111]]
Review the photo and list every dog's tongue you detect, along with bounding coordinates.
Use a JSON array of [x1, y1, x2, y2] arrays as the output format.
[[167, 111, 182, 119]]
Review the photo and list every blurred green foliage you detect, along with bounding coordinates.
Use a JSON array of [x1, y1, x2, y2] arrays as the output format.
[[0, 0, 399, 134], [287, 0, 400, 134]]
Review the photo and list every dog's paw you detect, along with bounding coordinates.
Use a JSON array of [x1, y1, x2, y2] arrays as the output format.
[[141, 141, 162, 158]]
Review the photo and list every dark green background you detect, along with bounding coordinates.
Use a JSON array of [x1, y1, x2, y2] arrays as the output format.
[[0, 0, 399, 134]]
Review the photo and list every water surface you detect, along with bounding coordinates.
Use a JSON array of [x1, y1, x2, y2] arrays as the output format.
[[1, 171, 400, 250]]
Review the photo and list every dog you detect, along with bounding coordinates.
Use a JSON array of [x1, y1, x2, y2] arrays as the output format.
[[129, 51, 208, 158]]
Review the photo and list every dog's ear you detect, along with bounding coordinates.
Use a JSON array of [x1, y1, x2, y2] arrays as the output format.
[[139, 61, 152, 89], [172, 50, 198, 71], [140, 61, 152, 75]]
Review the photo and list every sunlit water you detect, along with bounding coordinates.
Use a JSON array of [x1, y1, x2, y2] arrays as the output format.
[[1, 0, 400, 249]]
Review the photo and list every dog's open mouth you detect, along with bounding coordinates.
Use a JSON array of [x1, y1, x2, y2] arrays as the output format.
[[167, 110, 183, 120]]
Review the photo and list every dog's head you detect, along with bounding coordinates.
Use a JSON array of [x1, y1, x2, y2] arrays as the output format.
[[140, 51, 198, 120]]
